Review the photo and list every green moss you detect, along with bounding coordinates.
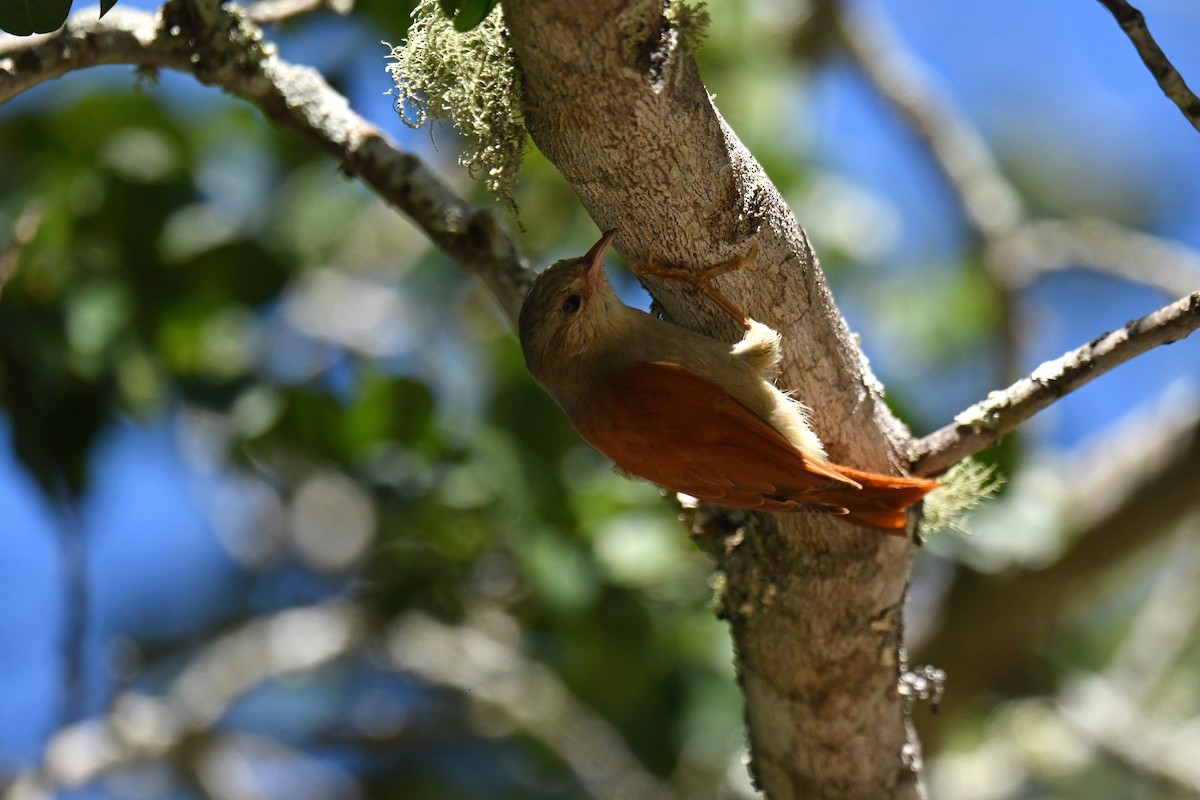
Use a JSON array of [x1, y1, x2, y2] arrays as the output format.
[[387, 0, 524, 214]]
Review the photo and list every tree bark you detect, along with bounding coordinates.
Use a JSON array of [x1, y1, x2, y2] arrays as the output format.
[[503, 2, 925, 797]]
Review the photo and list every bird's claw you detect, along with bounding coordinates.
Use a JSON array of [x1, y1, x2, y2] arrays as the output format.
[[630, 239, 759, 330]]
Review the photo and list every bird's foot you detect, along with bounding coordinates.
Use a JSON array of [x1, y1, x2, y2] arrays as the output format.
[[631, 239, 759, 329]]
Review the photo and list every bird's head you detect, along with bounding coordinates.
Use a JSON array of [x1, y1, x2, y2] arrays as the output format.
[[518, 230, 622, 380]]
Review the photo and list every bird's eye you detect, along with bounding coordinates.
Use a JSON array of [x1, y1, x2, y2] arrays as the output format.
[[561, 294, 582, 315]]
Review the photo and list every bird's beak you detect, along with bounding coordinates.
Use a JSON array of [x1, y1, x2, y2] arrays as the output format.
[[582, 230, 616, 293]]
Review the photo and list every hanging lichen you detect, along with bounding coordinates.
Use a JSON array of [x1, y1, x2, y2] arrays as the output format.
[[387, 0, 524, 215], [920, 459, 1005, 538]]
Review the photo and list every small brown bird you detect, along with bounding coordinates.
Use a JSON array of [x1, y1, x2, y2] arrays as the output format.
[[518, 231, 938, 534]]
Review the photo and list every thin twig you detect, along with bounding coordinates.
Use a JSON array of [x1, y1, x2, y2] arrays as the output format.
[[912, 291, 1200, 475], [0, 5, 534, 325], [838, 2, 1199, 473], [1094, 0, 1200, 134]]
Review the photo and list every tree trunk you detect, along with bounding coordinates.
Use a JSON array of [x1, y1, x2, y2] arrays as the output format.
[[503, 1, 926, 797]]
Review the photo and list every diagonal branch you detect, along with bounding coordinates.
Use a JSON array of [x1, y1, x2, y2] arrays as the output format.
[[839, 4, 1200, 477], [0, 5, 534, 325], [837, 2, 1200, 400], [1062, 675, 1200, 795], [912, 291, 1200, 475], [834, 2, 1025, 383], [1094, 0, 1200, 134]]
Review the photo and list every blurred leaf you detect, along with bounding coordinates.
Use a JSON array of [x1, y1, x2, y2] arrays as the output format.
[[451, 0, 496, 32], [518, 526, 598, 612], [260, 374, 436, 464], [0, 299, 111, 494], [431, 0, 497, 32], [346, 371, 435, 453], [356, 0, 421, 33], [65, 279, 131, 367], [99, 0, 118, 17], [0, 0, 73, 35]]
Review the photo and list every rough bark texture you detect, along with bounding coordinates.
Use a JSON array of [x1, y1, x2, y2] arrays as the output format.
[[503, 2, 924, 797]]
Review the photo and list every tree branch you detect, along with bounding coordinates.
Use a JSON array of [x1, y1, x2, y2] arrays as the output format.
[[912, 291, 1200, 475], [503, 3, 923, 798], [1101, 531, 1200, 700], [837, 3, 1200, 395], [915, 394, 1200, 734], [245, 0, 353, 25], [0, 5, 534, 325], [839, 3, 1200, 301], [1094, 0, 1200, 134], [1056, 534, 1200, 791], [834, 2, 1024, 383], [1061, 676, 1200, 795]]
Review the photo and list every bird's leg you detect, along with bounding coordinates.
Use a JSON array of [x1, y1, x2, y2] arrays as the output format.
[[630, 239, 759, 330]]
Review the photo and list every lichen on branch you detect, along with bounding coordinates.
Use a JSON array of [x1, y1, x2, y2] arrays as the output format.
[[387, 0, 524, 215], [920, 458, 1004, 538]]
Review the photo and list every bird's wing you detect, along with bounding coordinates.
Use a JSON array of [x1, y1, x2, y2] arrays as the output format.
[[574, 360, 860, 510]]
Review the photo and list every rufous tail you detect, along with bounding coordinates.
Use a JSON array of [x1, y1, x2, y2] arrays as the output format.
[[809, 465, 940, 535]]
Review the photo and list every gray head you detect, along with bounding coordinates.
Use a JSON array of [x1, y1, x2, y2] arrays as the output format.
[[518, 230, 622, 383]]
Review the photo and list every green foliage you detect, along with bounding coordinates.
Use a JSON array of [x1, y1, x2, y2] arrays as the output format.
[[0, 59, 743, 793], [0, 92, 272, 492], [0, 0, 74, 35], [666, 0, 711, 54], [353, 0, 422, 34], [437, 0, 498, 32], [0, 0, 119, 35]]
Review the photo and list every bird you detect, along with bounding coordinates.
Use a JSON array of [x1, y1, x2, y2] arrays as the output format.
[[517, 230, 938, 534]]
